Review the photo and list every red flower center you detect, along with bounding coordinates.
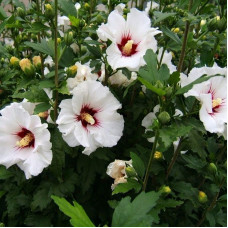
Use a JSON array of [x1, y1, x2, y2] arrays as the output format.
[[16, 128, 35, 148], [76, 105, 99, 128], [117, 35, 138, 57]]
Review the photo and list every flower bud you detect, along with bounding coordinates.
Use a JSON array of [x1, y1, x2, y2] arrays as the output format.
[[159, 185, 171, 195], [10, 56, 20, 67], [45, 4, 54, 18], [67, 65, 77, 76], [32, 56, 41, 69], [200, 19, 206, 27], [208, 18, 218, 31], [155, 80, 163, 89], [17, 7, 25, 18], [158, 111, 170, 124], [0, 58, 5, 64], [96, 14, 104, 24], [154, 151, 163, 160], [125, 166, 137, 178], [208, 162, 217, 174], [84, 3, 90, 10], [64, 31, 74, 46], [19, 58, 35, 76], [217, 17, 226, 32], [171, 28, 180, 33], [165, 87, 173, 98], [75, 2, 81, 10], [198, 191, 208, 203], [57, 38, 61, 44]]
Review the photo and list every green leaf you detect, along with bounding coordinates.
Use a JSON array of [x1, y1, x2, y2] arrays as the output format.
[[0, 166, 13, 180], [34, 103, 51, 114], [24, 39, 55, 57], [85, 44, 102, 58], [158, 64, 170, 81], [130, 152, 145, 178], [176, 75, 216, 95], [112, 179, 141, 195], [138, 77, 166, 96], [161, 26, 182, 45], [51, 195, 95, 227], [182, 154, 207, 170], [154, 11, 176, 24], [139, 49, 159, 83], [57, 81, 70, 95], [59, 0, 77, 17], [0, 43, 10, 57], [112, 191, 160, 227], [168, 71, 180, 85], [121, 67, 132, 79], [68, 15, 80, 27], [27, 22, 49, 33], [0, 6, 7, 20], [39, 80, 55, 89]]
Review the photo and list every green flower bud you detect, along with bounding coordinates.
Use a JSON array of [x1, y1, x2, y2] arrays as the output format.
[[45, 4, 54, 18], [217, 17, 227, 32], [155, 80, 164, 89], [159, 185, 171, 195], [64, 31, 74, 46], [198, 191, 208, 203], [17, 7, 25, 18], [0, 58, 5, 64], [208, 162, 217, 174], [96, 14, 104, 24], [125, 166, 137, 178], [208, 18, 218, 31], [165, 87, 173, 98], [84, 3, 90, 10], [158, 111, 170, 124]]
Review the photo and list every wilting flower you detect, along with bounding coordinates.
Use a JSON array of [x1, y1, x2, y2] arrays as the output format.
[[97, 8, 161, 71], [181, 65, 227, 133], [57, 81, 124, 155], [106, 159, 132, 190], [0, 103, 52, 179], [66, 62, 98, 93], [109, 70, 137, 87]]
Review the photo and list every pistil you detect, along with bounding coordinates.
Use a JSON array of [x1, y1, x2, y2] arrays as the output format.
[[16, 132, 34, 148], [212, 98, 222, 108], [81, 113, 95, 125], [122, 40, 134, 56]]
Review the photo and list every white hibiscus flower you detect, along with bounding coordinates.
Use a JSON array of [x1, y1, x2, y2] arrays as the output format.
[[185, 76, 227, 133], [97, 8, 161, 71], [56, 81, 124, 155], [0, 103, 52, 179], [106, 159, 132, 190]]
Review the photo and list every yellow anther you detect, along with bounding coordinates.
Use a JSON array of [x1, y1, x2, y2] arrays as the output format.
[[212, 98, 222, 108], [16, 133, 34, 147], [81, 113, 95, 125], [122, 40, 134, 55]]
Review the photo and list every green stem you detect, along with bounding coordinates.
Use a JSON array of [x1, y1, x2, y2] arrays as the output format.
[[196, 177, 226, 227], [177, 0, 193, 72], [54, 0, 59, 123], [139, 0, 145, 10], [142, 130, 159, 191], [166, 137, 184, 180]]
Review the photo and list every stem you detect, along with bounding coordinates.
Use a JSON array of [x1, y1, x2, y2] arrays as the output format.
[[139, 0, 145, 10], [142, 130, 159, 191], [177, 0, 193, 72], [54, 0, 59, 123], [196, 177, 226, 227], [166, 137, 184, 180], [158, 46, 166, 69]]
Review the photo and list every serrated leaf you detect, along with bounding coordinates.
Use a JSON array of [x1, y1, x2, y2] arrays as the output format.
[[59, 0, 77, 17], [168, 71, 180, 85], [112, 179, 141, 195], [31, 188, 51, 210], [34, 103, 51, 114], [176, 75, 216, 95], [161, 26, 182, 45], [158, 64, 170, 81], [130, 152, 145, 178], [112, 191, 160, 227], [182, 154, 207, 170], [85, 44, 102, 58], [68, 15, 80, 27], [39, 80, 55, 89], [138, 77, 166, 96], [154, 11, 176, 24], [0, 166, 13, 180], [51, 195, 95, 227]]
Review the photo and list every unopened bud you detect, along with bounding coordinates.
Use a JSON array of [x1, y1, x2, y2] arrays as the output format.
[[208, 18, 218, 31], [64, 31, 74, 46], [208, 162, 217, 174], [171, 28, 180, 33], [45, 4, 54, 18], [19, 58, 35, 76], [67, 65, 77, 76], [165, 87, 173, 98], [0, 58, 5, 64], [17, 7, 25, 18], [96, 14, 104, 24], [32, 56, 41, 69], [155, 80, 163, 89], [10, 56, 19, 66], [84, 3, 90, 10], [125, 166, 137, 178], [159, 185, 171, 195], [217, 17, 226, 32], [200, 19, 206, 27], [57, 38, 61, 44], [158, 111, 170, 124], [154, 151, 163, 160], [198, 191, 208, 203]]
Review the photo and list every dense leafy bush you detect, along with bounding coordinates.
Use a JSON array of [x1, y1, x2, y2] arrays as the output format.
[[0, 0, 226, 226]]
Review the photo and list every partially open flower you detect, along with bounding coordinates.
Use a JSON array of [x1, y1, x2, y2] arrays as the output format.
[[106, 159, 132, 190], [57, 81, 124, 155], [97, 8, 161, 71], [19, 58, 35, 76], [32, 56, 41, 69], [0, 103, 52, 179]]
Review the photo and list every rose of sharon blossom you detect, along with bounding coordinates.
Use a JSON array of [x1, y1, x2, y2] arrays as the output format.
[[57, 81, 124, 155], [0, 103, 52, 179], [97, 8, 161, 71], [106, 159, 132, 190], [109, 70, 137, 87]]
